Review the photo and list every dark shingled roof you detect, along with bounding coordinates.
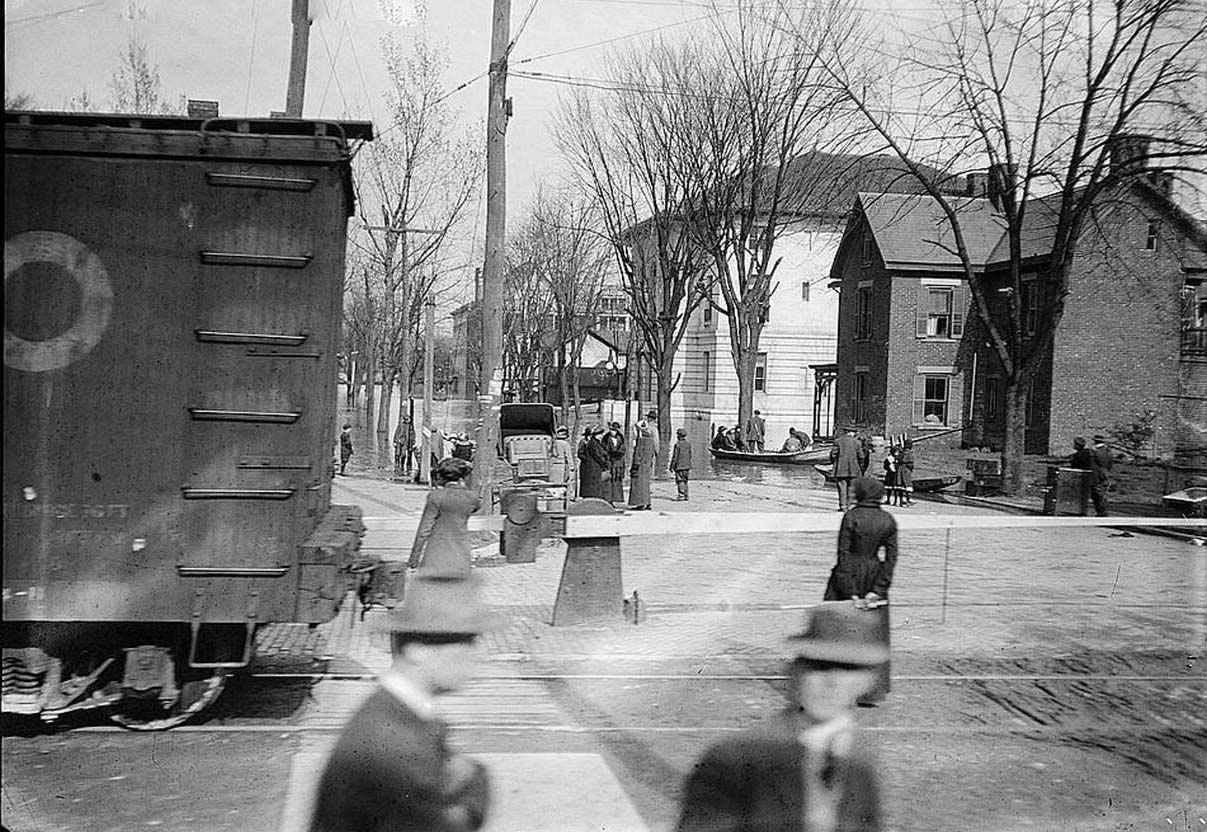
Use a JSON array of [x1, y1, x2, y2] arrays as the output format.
[[859, 192, 1005, 270], [777, 152, 961, 218]]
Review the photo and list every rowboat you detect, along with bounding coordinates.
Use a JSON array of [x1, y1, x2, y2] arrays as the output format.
[[812, 464, 963, 493], [709, 445, 834, 465]]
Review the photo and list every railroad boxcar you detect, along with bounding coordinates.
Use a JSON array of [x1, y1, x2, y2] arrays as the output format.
[[3, 112, 373, 729]]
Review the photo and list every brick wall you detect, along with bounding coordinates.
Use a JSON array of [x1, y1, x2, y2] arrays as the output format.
[[886, 277, 969, 448], [1048, 190, 1188, 458]]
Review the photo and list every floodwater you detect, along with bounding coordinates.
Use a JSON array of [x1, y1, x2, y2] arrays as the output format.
[[337, 414, 828, 492], [334, 387, 830, 489]]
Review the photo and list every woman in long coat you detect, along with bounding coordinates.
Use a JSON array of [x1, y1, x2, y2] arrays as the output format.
[[823, 476, 897, 703], [627, 420, 656, 510], [408, 458, 480, 574], [577, 426, 609, 500]]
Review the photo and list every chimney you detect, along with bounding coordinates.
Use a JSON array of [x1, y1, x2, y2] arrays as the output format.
[[966, 172, 990, 199], [1147, 170, 1175, 198], [1109, 133, 1150, 175], [986, 163, 1016, 211]]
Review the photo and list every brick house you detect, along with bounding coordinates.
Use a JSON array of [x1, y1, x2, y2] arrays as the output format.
[[828, 167, 1207, 459]]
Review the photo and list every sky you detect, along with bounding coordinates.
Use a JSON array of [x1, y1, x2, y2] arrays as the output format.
[[4, 0, 718, 218], [6, 0, 1203, 297]]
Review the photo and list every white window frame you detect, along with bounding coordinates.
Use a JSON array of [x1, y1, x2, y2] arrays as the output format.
[[913, 373, 951, 426], [754, 352, 768, 392]]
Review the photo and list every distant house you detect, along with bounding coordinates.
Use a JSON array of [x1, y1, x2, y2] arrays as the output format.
[[828, 148, 1207, 460], [668, 152, 959, 448]]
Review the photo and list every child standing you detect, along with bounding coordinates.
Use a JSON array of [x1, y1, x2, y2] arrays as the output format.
[[898, 439, 915, 507], [882, 444, 900, 505], [669, 427, 693, 501]]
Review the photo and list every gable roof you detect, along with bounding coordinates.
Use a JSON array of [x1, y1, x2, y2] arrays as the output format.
[[776, 152, 960, 219], [854, 179, 1207, 274], [858, 192, 1005, 271]]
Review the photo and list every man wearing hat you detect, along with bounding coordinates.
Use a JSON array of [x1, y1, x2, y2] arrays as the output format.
[[550, 425, 575, 499], [1089, 434, 1114, 516], [829, 423, 863, 511], [669, 427, 693, 501], [745, 409, 766, 453], [309, 569, 493, 832], [675, 602, 886, 832], [339, 422, 354, 475], [602, 421, 627, 504]]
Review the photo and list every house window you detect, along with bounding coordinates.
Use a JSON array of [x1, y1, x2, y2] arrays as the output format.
[[754, 352, 768, 392], [855, 286, 873, 340], [702, 351, 711, 392], [1145, 221, 1159, 251], [984, 375, 1000, 421], [702, 284, 713, 325], [913, 374, 950, 425], [801, 281, 810, 302], [853, 372, 869, 423], [916, 284, 965, 339], [1020, 281, 1039, 337], [861, 231, 873, 266]]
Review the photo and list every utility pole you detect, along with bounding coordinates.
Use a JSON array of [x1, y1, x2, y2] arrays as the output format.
[[285, 0, 310, 117], [421, 299, 435, 485], [470, 0, 510, 506]]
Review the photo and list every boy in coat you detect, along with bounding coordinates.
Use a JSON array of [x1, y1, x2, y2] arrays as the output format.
[[669, 427, 693, 501], [675, 602, 887, 832], [309, 569, 492, 832]]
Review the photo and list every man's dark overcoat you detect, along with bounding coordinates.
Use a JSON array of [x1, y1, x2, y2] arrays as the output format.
[[602, 429, 627, 503], [674, 710, 881, 832], [829, 434, 863, 479], [309, 687, 489, 832]]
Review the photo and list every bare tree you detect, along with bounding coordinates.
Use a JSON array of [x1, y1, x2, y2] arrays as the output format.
[[347, 33, 483, 440], [108, 1, 182, 115], [509, 189, 611, 418], [658, 1, 861, 435], [795, 0, 1207, 491], [555, 71, 709, 464]]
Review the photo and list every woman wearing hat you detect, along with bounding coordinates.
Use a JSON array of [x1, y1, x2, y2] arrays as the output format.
[[408, 458, 480, 573], [823, 476, 898, 704], [577, 425, 610, 500], [310, 569, 493, 832], [627, 419, 656, 510], [675, 602, 886, 832]]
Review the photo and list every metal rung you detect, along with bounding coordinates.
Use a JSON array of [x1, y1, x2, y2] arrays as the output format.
[[195, 330, 308, 346], [188, 408, 301, 423], [245, 347, 321, 359], [205, 172, 316, 191], [177, 566, 290, 577], [200, 251, 312, 269], [181, 488, 295, 500]]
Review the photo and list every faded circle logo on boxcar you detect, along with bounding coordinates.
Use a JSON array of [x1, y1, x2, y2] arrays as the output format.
[[5, 230, 114, 372]]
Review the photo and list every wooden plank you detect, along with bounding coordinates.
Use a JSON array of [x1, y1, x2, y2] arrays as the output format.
[[360, 512, 1205, 539]]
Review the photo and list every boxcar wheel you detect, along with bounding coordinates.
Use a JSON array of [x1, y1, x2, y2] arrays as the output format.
[[107, 669, 229, 731]]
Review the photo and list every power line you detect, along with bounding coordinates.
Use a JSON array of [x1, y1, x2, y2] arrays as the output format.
[[512, 11, 731, 66], [315, 16, 352, 116], [507, 0, 542, 56], [243, 0, 259, 115]]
